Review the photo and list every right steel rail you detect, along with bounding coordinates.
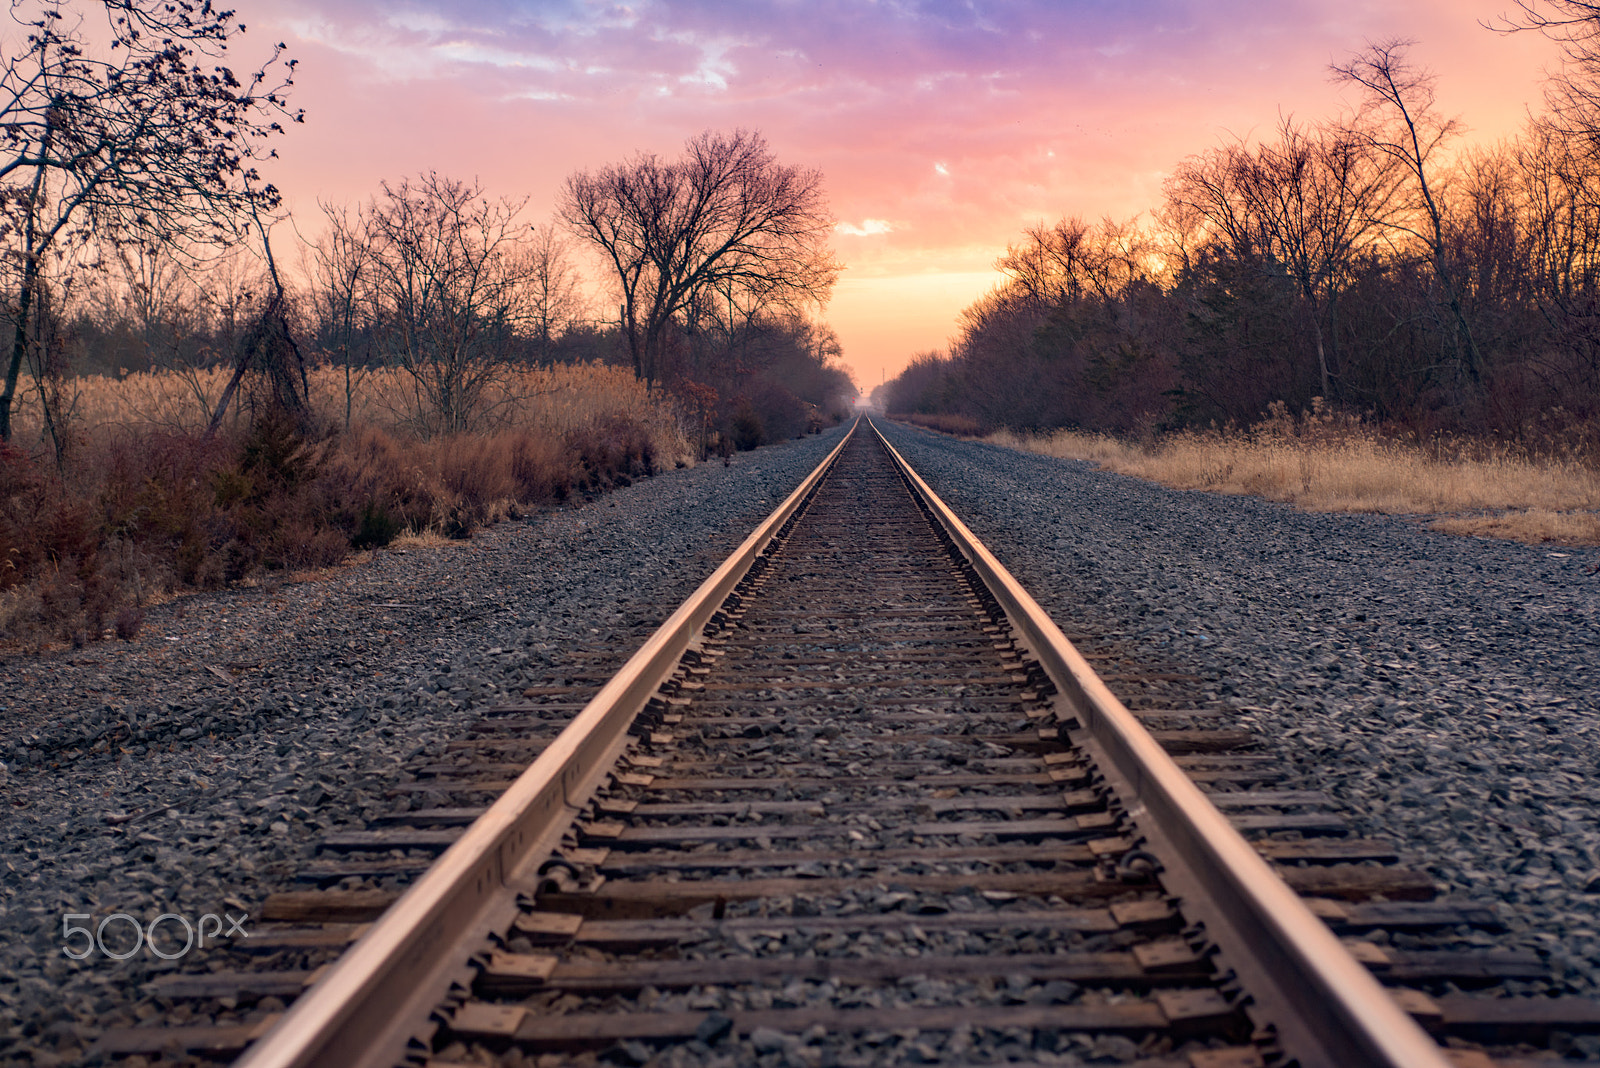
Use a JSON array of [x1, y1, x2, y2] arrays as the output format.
[[870, 418, 1451, 1068]]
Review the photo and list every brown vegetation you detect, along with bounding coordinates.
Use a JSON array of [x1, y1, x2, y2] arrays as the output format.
[[0, 0, 299, 442], [0, 67, 854, 654], [0, 141, 854, 648], [988, 404, 1600, 546], [880, 35, 1600, 546], [0, 365, 690, 648], [1430, 510, 1600, 545], [24, 363, 682, 445], [897, 412, 982, 437], [879, 39, 1600, 488]]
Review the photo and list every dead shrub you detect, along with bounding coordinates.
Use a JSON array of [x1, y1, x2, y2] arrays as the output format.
[[98, 431, 236, 588], [506, 430, 568, 503], [730, 401, 765, 451], [321, 424, 437, 534], [567, 416, 658, 492], [0, 445, 107, 642], [899, 412, 982, 436], [438, 434, 520, 532], [351, 502, 402, 550], [748, 382, 808, 441], [991, 405, 1600, 547], [0, 362, 697, 647], [113, 605, 144, 640], [0, 444, 98, 590]]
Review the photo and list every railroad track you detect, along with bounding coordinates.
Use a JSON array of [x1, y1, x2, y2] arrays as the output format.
[[95, 419, 1599, 1066]]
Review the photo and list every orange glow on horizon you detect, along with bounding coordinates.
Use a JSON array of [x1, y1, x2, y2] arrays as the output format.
[[828, 271, 1000, 392], [255, 0, 1558, 389]]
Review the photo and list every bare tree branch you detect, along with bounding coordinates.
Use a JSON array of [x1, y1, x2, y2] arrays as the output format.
[[1332, 38, 1484, 383], [1167, 116, 1404, 397], [361, 173, 533, 436], [560, 129, 839, 386], [0, 0, 300, 439]]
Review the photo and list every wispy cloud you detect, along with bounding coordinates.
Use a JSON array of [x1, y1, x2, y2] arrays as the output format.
[[257, 0, 1556, 382], [836, 219, 895, 237]]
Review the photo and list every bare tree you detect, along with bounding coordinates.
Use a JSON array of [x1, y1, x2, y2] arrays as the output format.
[[1496, 2, 1600, 153], [561, 129, 839, 386], [1498, 1, 1600, 401], [203, 212, 310, 438], [994, 215, 1152, 309], [1240, 119, 1402, 396], [522, 222, 586, 365], [78, 241, 276, 431], [1165, 145, 1265, 263], [1166, 119, 1401, 395], [307, 200, 374, 429], [1333, 39, 1484, 383], [87, 242, 206, 375], [363, 173, 532, 435], [18, 271, 79, 464], [1518, 122, 1600, 301], [0, 0, 301, 440], [1509, 125, 1600, 400]]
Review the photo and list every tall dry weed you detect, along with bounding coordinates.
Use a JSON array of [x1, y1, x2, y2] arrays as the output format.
[[989, 408, 1600, 547], [899, 412, 982, 437], [0, 361, 694, 647], [11, 362, 691, 464]]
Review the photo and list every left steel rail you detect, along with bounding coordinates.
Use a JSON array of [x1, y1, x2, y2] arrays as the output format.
[[232, 420, 858, 1068]]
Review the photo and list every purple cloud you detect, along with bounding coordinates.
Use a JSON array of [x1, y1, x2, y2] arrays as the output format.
[[253, 0, 1555, 381]]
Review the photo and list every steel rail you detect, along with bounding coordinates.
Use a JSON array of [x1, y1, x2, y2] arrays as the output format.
[[233, 421, 859, 1068], [869, 418, 1450, 1068]]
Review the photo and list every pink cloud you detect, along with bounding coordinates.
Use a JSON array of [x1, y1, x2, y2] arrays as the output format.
[[250, 0, 1558, 384]]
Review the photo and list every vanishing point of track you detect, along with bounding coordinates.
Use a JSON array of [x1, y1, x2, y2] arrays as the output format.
[[96, 420, 1600, 1066]]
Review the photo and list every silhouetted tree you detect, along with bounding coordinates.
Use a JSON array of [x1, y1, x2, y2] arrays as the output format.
[[1498, 2, 1600, 155], [522, 223, 588, 365], [206, 192, 310, 437], [0, 0, 300, 440], [561, 129, 839, 386], [362, 173, 533, 435], [1333, 39, 1483, 384], [1167, 118, 1401, 398], [308, 201, 374, 430]]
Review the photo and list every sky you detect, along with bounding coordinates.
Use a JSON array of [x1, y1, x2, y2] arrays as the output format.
[[249, 0, 1561, 391]]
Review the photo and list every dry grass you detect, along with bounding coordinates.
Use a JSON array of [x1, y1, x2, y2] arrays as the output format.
[[1429, 509, 1600, 545], [391, 529, 468, 551], [897, 412, 983, 436], [19, 361, 690, 462], [0, 361, 695, 648], [988, 423, 1600, 547]]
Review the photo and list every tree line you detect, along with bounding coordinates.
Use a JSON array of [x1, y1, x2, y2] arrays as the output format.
[[881, 21, 1600, 453], [0, 0, 852, 461]]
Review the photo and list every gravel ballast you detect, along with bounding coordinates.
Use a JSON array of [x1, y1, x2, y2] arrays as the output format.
[[877, 419, 1600, 994], [4, 414, 1598, 1063], [0, 425, 848, 1064]]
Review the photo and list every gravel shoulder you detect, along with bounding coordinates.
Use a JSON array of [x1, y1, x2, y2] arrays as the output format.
[[878, 419, 1600, 993], [0, 425, 849, 1065], [7, 415, 1597, 1062]]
